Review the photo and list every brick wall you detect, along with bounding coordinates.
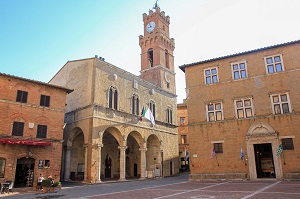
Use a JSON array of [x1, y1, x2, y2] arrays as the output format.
[[0, 74, 69, 185], [183, 42, 300, 179]]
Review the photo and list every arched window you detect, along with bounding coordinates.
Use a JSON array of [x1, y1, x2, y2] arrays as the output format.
[[108, 86, 118, 110], [132, 94, 139, 115], [165, 49, 169, 68], [148, 48, 154, 67], [150, 100, 156, 119], [166, 107, 172, 124]]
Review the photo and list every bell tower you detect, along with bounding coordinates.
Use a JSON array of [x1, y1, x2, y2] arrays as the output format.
[[139, 3, 176, 94]]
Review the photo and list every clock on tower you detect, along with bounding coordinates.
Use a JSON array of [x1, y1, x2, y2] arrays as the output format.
[[139, 3, 176, 95]]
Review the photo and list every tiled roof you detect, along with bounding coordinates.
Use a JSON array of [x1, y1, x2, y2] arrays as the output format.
[[179, 39, 300, 72], [0, 72, 73, 93]]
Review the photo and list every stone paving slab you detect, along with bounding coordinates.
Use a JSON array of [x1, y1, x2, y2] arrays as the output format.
[[2, 174, 300, 199], [86, 180, 300, 199]]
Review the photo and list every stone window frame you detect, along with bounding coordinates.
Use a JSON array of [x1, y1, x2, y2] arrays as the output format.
[[206, 102, 224, 122], [264, 54, 285, 74], [211, 142, 223, 154], [166, 107, 173, 124], [234, 98, 254, 119], [231, 60, 248, 80], [280, 136, 294, 150], [131, 93, 140, 115], [149, 100, 156, 119], [204, 67, 219, 85], [270, 92, 292, 115], [108, 85, 118, 110]]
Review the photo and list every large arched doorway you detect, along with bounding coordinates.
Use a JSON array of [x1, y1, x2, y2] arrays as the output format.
[[14, 157, 35, 188], [126, 132, 142, 178], [146, 134, 161, 177], [246, 122, 283, 179], [101, 128, 121, 180], [67, 128, 85, 181]]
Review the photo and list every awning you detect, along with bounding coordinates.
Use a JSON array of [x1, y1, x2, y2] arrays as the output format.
[[0, 138, 52, 146]]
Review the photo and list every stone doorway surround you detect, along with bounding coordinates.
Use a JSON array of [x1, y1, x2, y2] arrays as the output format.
[[246, 122, 283, 179]]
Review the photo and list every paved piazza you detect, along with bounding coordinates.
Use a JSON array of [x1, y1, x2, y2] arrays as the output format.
[[2, 174, 300, 199]]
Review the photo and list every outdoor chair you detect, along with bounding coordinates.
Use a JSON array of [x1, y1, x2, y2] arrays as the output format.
[[8, 181, 14, 193]]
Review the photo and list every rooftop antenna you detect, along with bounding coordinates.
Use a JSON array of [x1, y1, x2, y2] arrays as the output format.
[[153, 0, 159, 9]]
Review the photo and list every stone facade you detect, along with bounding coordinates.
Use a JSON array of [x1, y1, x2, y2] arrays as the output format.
[[0, 73, 71, 188], [180, 40, 300, 180], [49, 5, 179, 184]]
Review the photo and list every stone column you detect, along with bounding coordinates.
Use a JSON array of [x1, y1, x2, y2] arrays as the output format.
[[160, 141, 164, 177], [83, 144, 88, 183], [64, 146, 71, 181], [139, 147, 147, 180], [96, 143, 103, 183], [118, 146, 127, 181]]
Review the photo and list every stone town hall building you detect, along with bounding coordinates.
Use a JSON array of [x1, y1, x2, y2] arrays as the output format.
[[180, 40, 300, 180], [50, 5, 179, 183]]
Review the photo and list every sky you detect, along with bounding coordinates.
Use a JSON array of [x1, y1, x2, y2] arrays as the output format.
[[1, 0, 300, 103]]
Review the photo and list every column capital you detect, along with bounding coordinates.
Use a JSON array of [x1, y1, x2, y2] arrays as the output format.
[[96, 143, 103, 148], [99, 131, 104, 138], [83, 144, 88, 148], [139, 147, 147, 152], [118, 146, 128, 150]]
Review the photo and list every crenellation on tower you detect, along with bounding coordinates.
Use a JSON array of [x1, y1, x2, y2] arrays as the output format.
[[143, 8, 169, 26], [139, 4, 176, 94]]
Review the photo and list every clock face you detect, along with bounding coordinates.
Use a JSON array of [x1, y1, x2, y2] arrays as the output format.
[[146, 21, 156, 33], [164, 71, 171, 83]]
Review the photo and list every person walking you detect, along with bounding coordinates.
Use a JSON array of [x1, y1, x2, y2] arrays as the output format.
[[37, 174, 44, 190]]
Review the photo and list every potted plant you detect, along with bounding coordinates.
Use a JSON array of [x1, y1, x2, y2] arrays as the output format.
[[41, 179, 52, 193], [52, 182, 59, 187], [56, 182, 62, 190]]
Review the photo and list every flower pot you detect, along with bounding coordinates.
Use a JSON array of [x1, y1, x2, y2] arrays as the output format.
[[42, 187, 49, 193]]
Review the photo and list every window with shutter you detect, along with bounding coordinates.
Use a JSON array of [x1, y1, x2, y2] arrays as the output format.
[[16, 90, 28, 103], [12, 122, 24, 136], [37, 125, 47, 138]]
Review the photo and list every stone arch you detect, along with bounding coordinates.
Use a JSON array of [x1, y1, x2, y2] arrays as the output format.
[[38, 86, 53, 95], [14, 83, 30, 91], [64, 127, 85, 181], [246, 122, 282, 179], [101, 127, 122, 180], [107, 85, 119, 110], [146, 134, 161, 177], [10, 113, 28, 122], [35, 116, 50, 125], [126, 131, 143, 178], [66, 127, 84, 147], [246, 122, 276, 137]]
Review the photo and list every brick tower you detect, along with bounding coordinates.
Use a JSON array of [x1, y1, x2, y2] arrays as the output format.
[[139, 3, 176, 94]]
